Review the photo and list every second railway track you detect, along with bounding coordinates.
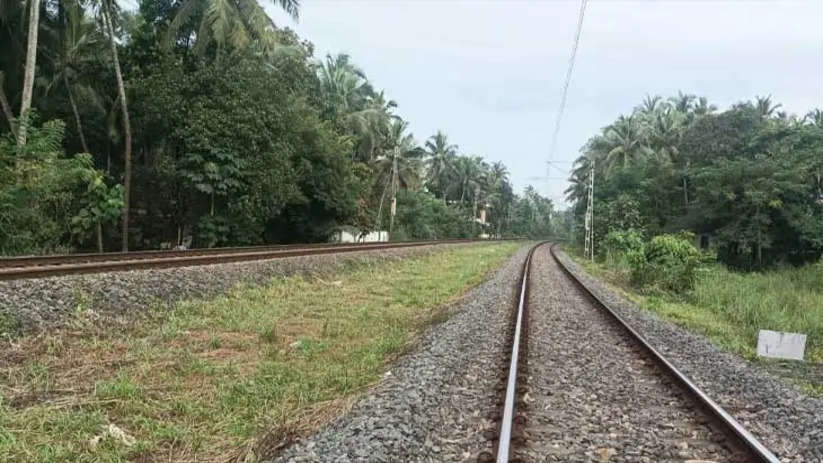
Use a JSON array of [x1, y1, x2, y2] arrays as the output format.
[[0, 239, 481, 280], [492, 242, 780, 462]]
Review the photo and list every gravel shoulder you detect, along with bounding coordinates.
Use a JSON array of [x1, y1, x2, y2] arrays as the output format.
[[555, 248, 823, 462], [0, 242, 485, 334], [270, 245, 532, 462]]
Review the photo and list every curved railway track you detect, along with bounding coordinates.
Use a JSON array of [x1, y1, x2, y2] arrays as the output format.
[[492, 242, 780, 463], [0, 239, 482, 280]]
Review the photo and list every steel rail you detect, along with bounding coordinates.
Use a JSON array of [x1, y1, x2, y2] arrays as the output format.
[[0, 239, 488, 280], [549, 244, 780, 463], [0, 239, 480, 269], [496, 241, 544, 463]]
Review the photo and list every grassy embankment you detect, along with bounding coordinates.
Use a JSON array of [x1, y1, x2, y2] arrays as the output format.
[[0, 242, 521, 462], [570, 250, 823, 396]]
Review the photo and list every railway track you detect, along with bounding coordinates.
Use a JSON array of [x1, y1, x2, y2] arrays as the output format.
[[0, 239, 482, 280], [492, 242, 780, 462]]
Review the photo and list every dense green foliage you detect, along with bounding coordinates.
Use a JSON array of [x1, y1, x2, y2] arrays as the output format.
[[602, 230, 700, 293], [569, 93, 823, 270], [0, 120, 119, 254], [0, 0, 559, 254]]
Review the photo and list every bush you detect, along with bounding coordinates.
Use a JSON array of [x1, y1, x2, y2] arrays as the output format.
[[630, 233, 701, 293], [602, 229, 644, 265]]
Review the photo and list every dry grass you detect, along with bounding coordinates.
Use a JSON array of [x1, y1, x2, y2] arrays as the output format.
[[0, 242, 520, 462]]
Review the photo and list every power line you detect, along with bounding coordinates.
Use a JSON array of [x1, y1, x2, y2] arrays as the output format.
[[547, 0, 588, 166]]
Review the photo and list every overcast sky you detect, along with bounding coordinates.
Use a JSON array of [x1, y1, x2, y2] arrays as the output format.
[[267, 1, 823, 207]]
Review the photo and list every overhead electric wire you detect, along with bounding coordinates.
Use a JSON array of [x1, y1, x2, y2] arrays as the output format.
[[547, 0, 588, 166]]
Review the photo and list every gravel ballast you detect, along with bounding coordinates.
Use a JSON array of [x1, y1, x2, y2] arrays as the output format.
[[520, 245, 740, 462], [0, 242, 488, 333], [270, 245, 532, 462], [554, 247, 823, 462]]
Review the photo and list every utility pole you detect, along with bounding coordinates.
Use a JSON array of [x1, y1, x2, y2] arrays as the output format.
[[583, 158, 594, 261]]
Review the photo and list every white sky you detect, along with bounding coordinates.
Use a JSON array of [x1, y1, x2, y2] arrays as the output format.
[[268, 0, 823, 206]]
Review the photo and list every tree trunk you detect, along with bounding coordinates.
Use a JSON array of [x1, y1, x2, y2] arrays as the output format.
[[64, 74, 89, 153], [96, 221, 103, 253], [755, 205, 762, 267], [210, 192, 215, 216], [389, 194, 396, 240], [103, 0, 133, 252], [388, 151, 398, 241], [0, 74, 16, 137], [18, 0, 41, 145], [682, 176, 688, 207]]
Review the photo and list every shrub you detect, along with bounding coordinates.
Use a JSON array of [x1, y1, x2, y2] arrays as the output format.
[[630, 234, 701, 293], [602, 229, 644, 265]]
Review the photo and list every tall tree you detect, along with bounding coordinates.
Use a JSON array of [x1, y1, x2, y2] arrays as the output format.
[[805, 109, 823, 128], [169, 0, 299, 56], [18, 0, 42, 145], [669, 91, 695, 113], [372, 119, 422, 238], [44, 1, 100, 154], [424, 130, 457, 202], [100, 0, 133, 250], [602, 116, 652, 171], [452, 155, 483, 204], [755, 95, 782, 118]]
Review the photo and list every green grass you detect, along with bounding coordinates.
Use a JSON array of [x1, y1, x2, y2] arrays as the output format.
[[0, 242, 520, 462], [571, 251, 823, 395]]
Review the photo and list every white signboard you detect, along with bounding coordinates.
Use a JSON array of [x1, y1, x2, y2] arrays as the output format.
[[756, 330, 806, 361]]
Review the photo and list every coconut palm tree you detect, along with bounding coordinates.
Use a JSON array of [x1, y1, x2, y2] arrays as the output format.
[[755, 95, 782, 118], [565, 150, 595, 205], [347, 90, 395, 162], [805, 109, 823, 128], [169, 0, 299, 57], [17, 0, 42, 145], [0, 72, 16, 137], [451, 155, 484, 205], [693, 96, 717, 117], [317, 53, 369, 115], [43, 1, 100, 154], [601, 116, 653, 172], [646, 108, 684, 162], [668, 91, 695, 114], [372, 119, 423, 238], [424, 131, 457, 201], [635, 94, 663, 115], [97, 0, 133, 250], [485, 161, 510, 233]]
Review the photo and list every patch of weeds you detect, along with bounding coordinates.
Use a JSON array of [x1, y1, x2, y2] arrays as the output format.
[[427, 307, 452, 326], [258, 324, 277, 344], [26, 362, 51, 391], [176, 353, 217, 377], [207, 334, 223, 350], [52, 410, 104, 435], [95, 374, 141, 401], [294, 337, 329, 359], [73, 288, 93, 314], [798, 380, 823, 397], [44, 336, 65, 356], [0, 310, 22, 339]]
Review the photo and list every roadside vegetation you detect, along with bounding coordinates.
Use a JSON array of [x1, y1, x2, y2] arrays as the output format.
[[0, 242, 520, 461], [570, 233, 823, 396], [566, 93, 823, 395], [0, 0, 564, 256]]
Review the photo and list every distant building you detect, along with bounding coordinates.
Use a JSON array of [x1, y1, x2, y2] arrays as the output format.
[[330, 226, 388, 243]]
